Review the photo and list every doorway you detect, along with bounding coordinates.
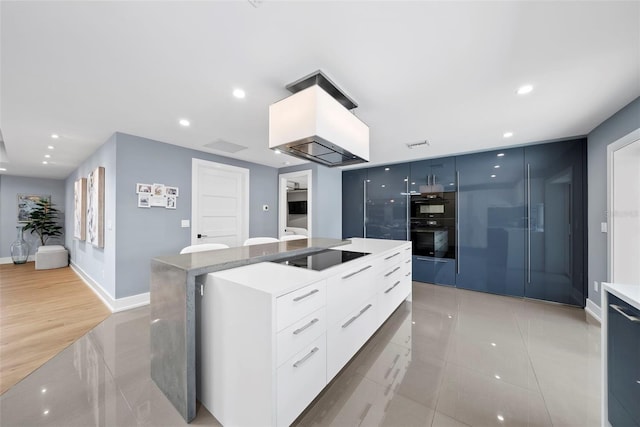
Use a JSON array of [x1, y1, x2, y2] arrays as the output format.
[[608, 130, 640, 284], [278, 170, 312, 238], [192, 159, 249, 247]]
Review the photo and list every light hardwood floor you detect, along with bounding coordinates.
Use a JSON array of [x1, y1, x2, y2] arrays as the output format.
[[0, 262, 111, 395]]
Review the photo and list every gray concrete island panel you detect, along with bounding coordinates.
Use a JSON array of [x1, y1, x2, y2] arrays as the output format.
[[149, 238, 348, 422]]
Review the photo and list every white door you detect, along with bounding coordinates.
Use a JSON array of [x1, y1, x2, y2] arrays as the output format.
[[192, 159, 249, 247]]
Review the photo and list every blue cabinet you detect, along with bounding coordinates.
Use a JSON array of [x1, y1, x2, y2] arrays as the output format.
[[365, 164, 410, 240], [412, 256, 456, 286], [409, 157, 456, 194], [342, 169, 367, 239], [524, 139, 586, 306], [456, 147, 526, 297], [607, 294, 640, 426]]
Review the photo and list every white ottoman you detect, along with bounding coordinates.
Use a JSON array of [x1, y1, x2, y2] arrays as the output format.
[[35, 245, 69, 270]]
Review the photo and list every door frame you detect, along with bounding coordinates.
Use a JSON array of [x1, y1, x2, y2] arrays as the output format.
[[607, 127, 640, 282], [191, 158, 250, 246], [278, 170, 312, 238]]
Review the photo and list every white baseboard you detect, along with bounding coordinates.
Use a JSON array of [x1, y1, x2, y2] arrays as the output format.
[[585, 298, 601, 323], [0, 255, 35, 264], [69, 262, 149, 313]]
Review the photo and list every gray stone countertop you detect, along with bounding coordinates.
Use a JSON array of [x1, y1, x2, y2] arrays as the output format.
[[153, 238, 350, 276]]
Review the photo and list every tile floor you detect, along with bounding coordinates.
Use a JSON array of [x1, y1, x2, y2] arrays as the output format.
[[0, 282, 601, 427]]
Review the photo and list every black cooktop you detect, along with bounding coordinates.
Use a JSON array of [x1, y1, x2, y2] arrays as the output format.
[[275, 249, 370, 271]]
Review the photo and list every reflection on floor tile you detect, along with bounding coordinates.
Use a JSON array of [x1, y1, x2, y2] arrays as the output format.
[[0, 282, 601, 427]]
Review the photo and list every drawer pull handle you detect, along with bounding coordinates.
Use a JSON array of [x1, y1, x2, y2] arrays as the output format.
[[342, 265, 372, 280], [405, 247, 411, 251], [293, 289, 319, 302], [610, 304, 640, 322], [385, 252, 401, 260], [405, 259, 411, 264], [293, 318, 319, 335], [293, 347, 319, 368], [384, 266, 401, 277], [405, 272, 411, 277], [342, 304, 373, 328], [384, 281, 401, 294]]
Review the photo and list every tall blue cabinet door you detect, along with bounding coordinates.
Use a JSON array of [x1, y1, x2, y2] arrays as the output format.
[[430, 157, 457, 192], [409, 159, 431, 194], [524, 139, 586, 306], [342, 169, 367, 239], [456, 148, 526, 297], [366, 164, 410, 240]]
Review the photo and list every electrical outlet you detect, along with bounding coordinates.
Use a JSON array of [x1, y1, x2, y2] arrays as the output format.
[[181, 220, 190, 228], [594, 281, 599, 292]]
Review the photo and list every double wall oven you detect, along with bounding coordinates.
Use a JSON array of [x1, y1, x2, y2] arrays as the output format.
[[410, 192, 456, 259]]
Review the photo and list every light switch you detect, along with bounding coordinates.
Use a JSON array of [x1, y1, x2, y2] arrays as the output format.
[[601, 222, 607, 233], [181, 220, 190, 228]]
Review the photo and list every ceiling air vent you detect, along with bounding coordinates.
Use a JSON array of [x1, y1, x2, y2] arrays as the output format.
[[406, 140, 430, 149], [204, 139, 248, 154]]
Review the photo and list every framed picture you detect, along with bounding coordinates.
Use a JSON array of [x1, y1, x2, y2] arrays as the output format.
[[138, 193, 151, 208], [165, 186, 179, 197], [87, 166, 105, 248], [166, 195, 177, 209], [152, 183, 165, 197], [150, 195, 166, 207], [74, 178, 87, 240], [17, 194, 51, 222], [136, 183, 152, 194]]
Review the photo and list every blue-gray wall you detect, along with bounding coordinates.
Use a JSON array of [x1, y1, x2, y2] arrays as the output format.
[[113, 133, 279, 298], [587, 96, 640, 307], [279, 163, 342, 239], [65, 134, 118, 298], [0, 175, 66, 257]]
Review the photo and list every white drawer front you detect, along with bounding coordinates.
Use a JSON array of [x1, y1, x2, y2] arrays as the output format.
[[327, 296, 378, 381], [277, 307, 326, 367], [327, 262, 376, 325], [378, 278, 411, 324], [277, 281, 326, 331], [277, 335, 327, 427]]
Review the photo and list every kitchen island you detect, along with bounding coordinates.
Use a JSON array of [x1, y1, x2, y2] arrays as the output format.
[[150, 238, 411, 424], [150, 238, 350, 422]]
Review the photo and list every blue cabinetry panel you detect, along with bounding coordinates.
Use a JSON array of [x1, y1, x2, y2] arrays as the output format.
[[409, 157, 456, 193], [342, 169, 367, 239], [524, 139, 586, 306], [412, 256, 456, 286], [607, 294, 640, 427], [456, 147, 525, 297], [365, 164, 409, 240]]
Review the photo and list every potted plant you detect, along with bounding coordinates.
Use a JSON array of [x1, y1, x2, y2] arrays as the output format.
[[23, 199, 63, 246]]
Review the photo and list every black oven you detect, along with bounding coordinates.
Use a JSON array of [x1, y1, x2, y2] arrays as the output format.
[[410, 193, 456, 258]]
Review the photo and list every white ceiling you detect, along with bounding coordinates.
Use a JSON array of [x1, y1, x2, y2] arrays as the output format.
[[1, 1, 638, 179]]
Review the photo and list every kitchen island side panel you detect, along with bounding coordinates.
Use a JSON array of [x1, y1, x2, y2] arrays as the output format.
[[150, 260, 196, 422]]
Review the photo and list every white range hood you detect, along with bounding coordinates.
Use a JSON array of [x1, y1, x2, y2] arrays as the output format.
[[269, 71, 370, 167]]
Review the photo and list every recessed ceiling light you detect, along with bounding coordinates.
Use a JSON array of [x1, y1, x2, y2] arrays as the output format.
[[503, 132, 513, 138], [47, 145, 54, 150], [51, 134, 59, 139], [497, 414, 504, 422], [43, 410, 50, 416], [497, 153, 505, 157], [491, 342, 497, 347], [41, 388, 47, 393], [233, 88, 246, 99], [491, 174, 496, 178], [44, 154, 51, 158], [0, 167, 6, 172], [495, 374, 501, 380], [42, 161, 48, 165], [179, 119, 190, 127], [517, 84, 533, 95], [494, 165, 500, 169], [381, 184, 385, 188]]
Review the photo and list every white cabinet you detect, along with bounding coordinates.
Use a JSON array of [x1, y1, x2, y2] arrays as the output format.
[[199, 239, 412, 427]]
